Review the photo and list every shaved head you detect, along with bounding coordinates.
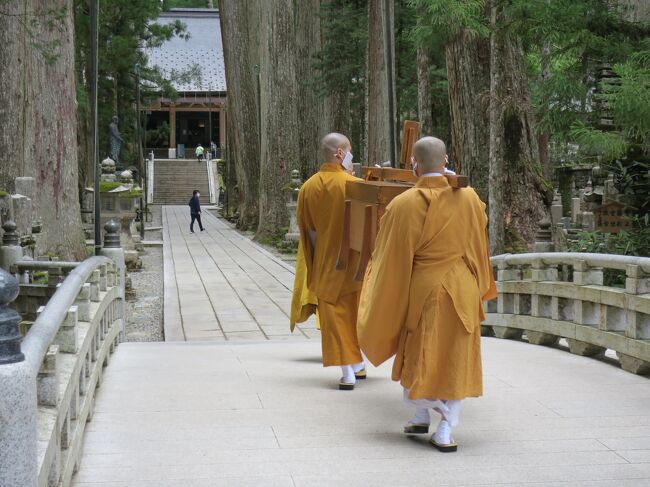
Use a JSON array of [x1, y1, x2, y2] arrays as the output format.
[[320, 133, 351, 163], [413, 136, 446, 173]]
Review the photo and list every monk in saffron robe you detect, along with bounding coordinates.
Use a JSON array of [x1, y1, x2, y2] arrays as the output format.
[[296, 133, 366, 390], [358, 136, 497, 451]]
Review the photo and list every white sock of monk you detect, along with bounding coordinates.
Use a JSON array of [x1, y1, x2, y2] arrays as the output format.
[[410, 407, 430, 426], [351, 362, 365, 373], [340, 365, 355, 384]]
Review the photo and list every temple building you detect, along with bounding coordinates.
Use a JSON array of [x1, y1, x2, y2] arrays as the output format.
[[143, 8, 226, 159]]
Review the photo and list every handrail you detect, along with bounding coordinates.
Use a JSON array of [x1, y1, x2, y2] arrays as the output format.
[[206, 156, 216, 204], [12, 261, 81, 272], [21, 256, 111, 374], [491, 252, 650, 273], [147, 152, 154, 204]]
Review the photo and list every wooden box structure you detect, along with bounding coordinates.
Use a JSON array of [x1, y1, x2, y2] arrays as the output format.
[[337, 168, 468, 280], [594, 201, 636, 233]]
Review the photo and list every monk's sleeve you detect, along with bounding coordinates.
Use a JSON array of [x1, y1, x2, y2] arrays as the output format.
[[297, 186, 315, 279], [357, 203, 417, 366], [474, 201, 497, 302]]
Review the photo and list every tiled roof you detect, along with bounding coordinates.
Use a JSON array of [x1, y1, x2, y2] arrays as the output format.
[[145, 9, 227, 93]]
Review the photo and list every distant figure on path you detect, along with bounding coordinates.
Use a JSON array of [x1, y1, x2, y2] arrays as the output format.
[[189, 190, 205, 233], [195, 143, 205, 163], [296, 132, 366, 391], [357, 136, 497, 452]]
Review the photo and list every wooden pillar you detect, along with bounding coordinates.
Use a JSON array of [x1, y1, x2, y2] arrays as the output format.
[[219, 109, 226, 149], [169, 107, 176, 151]]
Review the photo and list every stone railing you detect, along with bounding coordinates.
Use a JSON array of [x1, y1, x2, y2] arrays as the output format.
[[147, 151, 154, 205], [484, 252, 650, 375], [206, 156, 217, 205], [0, 222, 126, 487]]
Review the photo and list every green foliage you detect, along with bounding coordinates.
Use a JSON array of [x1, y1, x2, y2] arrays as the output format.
[[569, 123, 629, 160], [408, 0, 488, 43], [0, 190, 8, 197], [99, 181, 123, 192], [75, 0, 197, 169], [569, 223, 650, 286]]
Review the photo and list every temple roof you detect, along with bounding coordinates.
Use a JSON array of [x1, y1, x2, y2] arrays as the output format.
[[145, 8, 226, 93]]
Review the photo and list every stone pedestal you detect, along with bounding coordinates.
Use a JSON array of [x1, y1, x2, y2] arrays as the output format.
[[285, 201, 299, 242], [11, 195, 32, 238]]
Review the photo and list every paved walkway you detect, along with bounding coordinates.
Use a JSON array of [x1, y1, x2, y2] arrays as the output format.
[[162, 206, 317, 341], [71, 208, 650, 486], [73, 339, 650, 486]]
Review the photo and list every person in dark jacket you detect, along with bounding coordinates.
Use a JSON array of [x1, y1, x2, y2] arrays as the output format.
[[189, 190, 205, 233]]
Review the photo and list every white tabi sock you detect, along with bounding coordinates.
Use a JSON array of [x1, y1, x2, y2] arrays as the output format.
[[340, 365, 355, 384], [409, 407, 430, 426], [352, 362, 365, 373]]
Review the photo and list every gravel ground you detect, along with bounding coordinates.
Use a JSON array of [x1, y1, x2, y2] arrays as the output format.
[[125, 205, 164, 342]]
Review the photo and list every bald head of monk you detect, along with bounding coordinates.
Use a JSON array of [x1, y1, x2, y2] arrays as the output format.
[[321, 132, 352, 165], [413, 136, 447, 176]]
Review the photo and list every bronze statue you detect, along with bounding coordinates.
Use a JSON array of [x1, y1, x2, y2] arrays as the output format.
[[109, 116, 124, 169]]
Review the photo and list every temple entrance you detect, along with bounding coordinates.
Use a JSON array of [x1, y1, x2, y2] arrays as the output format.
[[144, 107, 225, 159]]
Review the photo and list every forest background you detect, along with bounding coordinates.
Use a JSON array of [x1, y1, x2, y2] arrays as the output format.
[[0, 0, 648, 259]]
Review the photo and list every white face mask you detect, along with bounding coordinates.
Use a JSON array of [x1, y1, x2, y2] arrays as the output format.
[[412, 161, 418, 177], [342, 151, 353, 171]]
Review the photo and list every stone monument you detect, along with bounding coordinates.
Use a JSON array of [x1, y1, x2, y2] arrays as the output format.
[[101, 157, 117, 182], [285, 169, 302, 243]]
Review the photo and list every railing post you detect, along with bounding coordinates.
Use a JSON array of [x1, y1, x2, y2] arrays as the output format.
[[100, 220, 126, 340], [0, 266, 38, 487], [0, 220, 24, 271]]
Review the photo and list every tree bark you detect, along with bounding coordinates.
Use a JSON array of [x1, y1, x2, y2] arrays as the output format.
[[537, 41, 551, 180], [446, 11, 547, 253], [0, 0, 85, 260], [219, 0, 261, 229], [498, 34, 547, 251], [488, 0, 505, 255], [367, 0, 396, 166], [256, 0, 299, 239], [445, 29, 490, 200], [416, 46, 433, 135], [295, 0, 327, 179]]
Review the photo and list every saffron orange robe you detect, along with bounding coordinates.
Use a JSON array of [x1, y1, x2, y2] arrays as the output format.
[[297, 163, 362, 366], [290, 240, 320, 331], [358, 176, 497, 400]]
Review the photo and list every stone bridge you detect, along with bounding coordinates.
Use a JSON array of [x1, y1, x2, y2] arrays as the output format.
[[1, 209, 648, 487]]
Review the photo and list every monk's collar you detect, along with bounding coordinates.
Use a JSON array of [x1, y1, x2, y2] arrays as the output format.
[[320, 162, 344, 172], [415, 176, 450, 189]]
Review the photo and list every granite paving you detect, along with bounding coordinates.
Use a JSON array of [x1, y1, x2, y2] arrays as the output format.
[[162, 206, 316, 342], [72, 339, 650, 486]]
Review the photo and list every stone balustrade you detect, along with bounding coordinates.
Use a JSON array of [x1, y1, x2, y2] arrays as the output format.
[[0, 221, 126, 487], [485, 252, 650, 375]]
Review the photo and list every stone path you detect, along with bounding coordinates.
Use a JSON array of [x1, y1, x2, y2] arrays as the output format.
[[72, 339, 650, 486], [162, 206, 317, 342]]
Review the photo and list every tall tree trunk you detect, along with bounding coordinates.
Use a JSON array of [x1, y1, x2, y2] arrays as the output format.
[[538, 41, 551, 180], [367, 0, 396, 166], [0, 0, 85, 259], [445, 30, 490, 200], [499, 35, 547, 250], [219, 0, 261, 229], [416, 46, 433, 135], [295, 0, 326, 179], [0, 1, 26, 190], [256, 0, 299, 239], [488, 0, 505, 255], [446, 16, 546, 252]]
